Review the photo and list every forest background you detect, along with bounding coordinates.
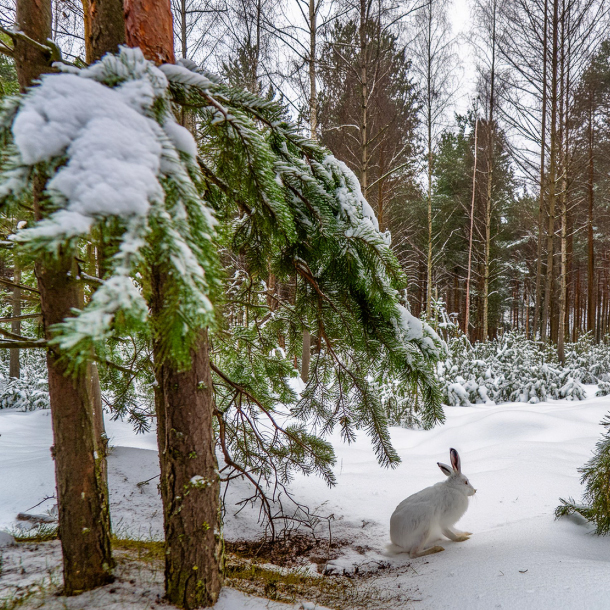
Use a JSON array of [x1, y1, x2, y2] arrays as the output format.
[[3, 0, 610, 358], [3, 0, 610, 607]]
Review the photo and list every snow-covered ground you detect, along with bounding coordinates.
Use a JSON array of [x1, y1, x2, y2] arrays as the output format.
[[1, 389, 610, 609]]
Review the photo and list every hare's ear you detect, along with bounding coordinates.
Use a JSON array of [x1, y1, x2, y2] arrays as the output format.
[[450, 448, 461, 472], [438, 462, 452, 477]]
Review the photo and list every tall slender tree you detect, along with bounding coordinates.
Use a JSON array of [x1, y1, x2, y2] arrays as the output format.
[[411, 0, 458, 317], [9, 0, 114, 594]]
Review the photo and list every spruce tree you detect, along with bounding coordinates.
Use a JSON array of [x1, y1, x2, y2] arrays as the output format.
[[0, 45, 444, 608], [556, 413, 610, 535]]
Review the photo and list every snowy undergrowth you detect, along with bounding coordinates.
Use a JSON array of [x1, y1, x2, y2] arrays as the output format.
[[436, 331, 610, 407], [3, 397, 610, 609], [0, 350, 48, 411], [6, 330, 610, 416]]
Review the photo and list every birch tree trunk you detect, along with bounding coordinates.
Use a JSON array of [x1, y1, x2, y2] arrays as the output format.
[[359, 0, 369, 196]]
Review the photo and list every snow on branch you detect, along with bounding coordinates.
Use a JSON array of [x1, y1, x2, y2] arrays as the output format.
[[0, 47, 217, 362]]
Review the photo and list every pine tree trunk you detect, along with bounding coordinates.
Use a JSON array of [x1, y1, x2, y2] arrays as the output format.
[[180, 0, 188, 58], [37, 252, 114, 594], [587, 101, 595, 336], [13, 0, 52, 91], [301, 329, 311, 383], [81, 0, 93, 63], [465, 119, 478, 338], [126, 8, 223, 605], [483, 122, 493, 341], [14, 0, 113, 594], [89, 0, 126, 62], [425, 4, 433, 318], [541, 0, 560, 343], [302, 3, 317, 383], [557, 6, 567, 362], [426, 123, 433, 318], [124, 0, 175, 64], [309, 0, 317, 139], [482, 0, 497, 342], [524, 284, 528, 332], [151, 270, 222, 609], [533, 0, 549, 339], [550, 255, 560, 343], [558, 198, 567, 361], [377, 148, 385, 231]]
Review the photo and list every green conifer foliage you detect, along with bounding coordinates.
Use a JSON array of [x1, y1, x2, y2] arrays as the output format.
[[0, 48, 444, 524], [556, 413, 610, 535]]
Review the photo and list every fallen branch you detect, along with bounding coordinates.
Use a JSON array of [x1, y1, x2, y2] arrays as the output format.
[[136, 474, 160, 488]]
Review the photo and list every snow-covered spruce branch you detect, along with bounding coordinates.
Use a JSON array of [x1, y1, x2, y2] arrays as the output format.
[[0, 47, 447, 522], [0, 47, 218, 369]]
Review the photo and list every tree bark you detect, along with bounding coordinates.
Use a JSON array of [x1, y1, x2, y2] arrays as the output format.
[[465, 119, 478, 339], [301, 329, 311, 383], [89, 0, 126, 62], [533, 0, 549, 339], [309, 0, 318, 138], [10, 259, 21, 379], [127, 5, 222, 604], [302, 2, 317, 383], [425, 3, 433, 318], [151, 269, 222, 609], [37, 251, 114, 594], [557, 0, 569, 362], [358, 0, 369, 196], [587, 99, 595, 335], [482, 0, 497, 342], [14, 0, 52, 91], [124, 0, 175, 64], [14, 0, 114, 595], [541, 0, 560, 343]]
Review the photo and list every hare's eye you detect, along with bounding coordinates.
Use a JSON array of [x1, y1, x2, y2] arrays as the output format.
[[464, 481, 468, 485]]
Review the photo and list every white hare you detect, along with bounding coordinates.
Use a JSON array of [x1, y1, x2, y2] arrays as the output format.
[[389, 448, 476, 558]]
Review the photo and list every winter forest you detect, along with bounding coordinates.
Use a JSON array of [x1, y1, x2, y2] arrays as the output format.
[[1, 0, 610, 608]]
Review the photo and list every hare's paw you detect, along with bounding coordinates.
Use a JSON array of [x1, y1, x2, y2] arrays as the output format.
[[463, 531, 473, 536], [454, 534, 471, 542], [410, 545, 445, 558]]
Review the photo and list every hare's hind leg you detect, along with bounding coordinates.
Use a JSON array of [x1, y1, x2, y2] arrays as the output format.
[[409, 529, 444, 558], [442, 527, 471, 542]]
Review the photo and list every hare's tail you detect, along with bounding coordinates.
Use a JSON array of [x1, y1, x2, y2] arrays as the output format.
[[383, 543, 408, 556]]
